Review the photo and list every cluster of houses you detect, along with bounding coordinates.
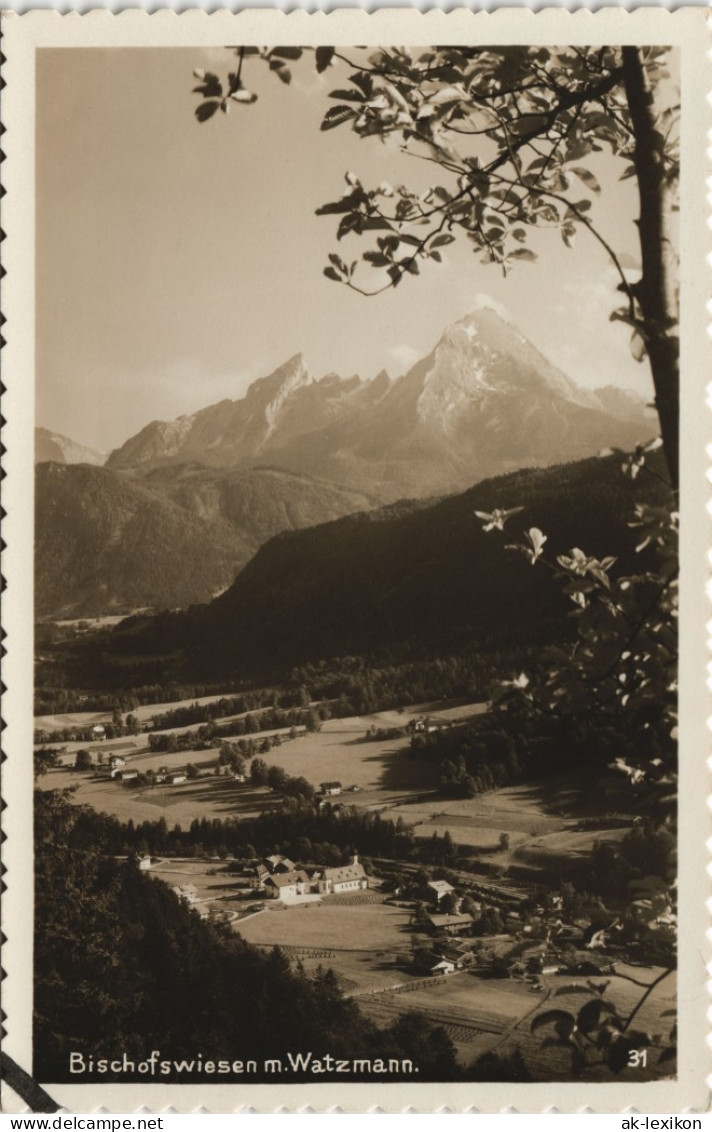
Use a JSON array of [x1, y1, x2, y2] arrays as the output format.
[[236, 852, 369, 904], [107, 758, 187, 785]]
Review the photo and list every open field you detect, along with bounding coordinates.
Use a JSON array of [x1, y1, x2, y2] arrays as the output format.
[[37, 701, 485, 824], [377, 782, 632, 873], [35, 694, 486, 740], [359, 971, 538, 1062], [235, 896, 420, 995], [40, 765, 279, 825], [38, 700, 630, 879], [35, 692, 248, 733]]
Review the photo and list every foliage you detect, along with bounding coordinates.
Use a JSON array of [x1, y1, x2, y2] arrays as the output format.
[[471, 449, 677, 1069], [33, 747, 61, 778], [530, 973, 675, 1076], [74, 749, 93, 772]]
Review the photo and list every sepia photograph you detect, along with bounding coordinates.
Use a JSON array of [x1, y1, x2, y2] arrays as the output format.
[[2, 8, 708, 1111]]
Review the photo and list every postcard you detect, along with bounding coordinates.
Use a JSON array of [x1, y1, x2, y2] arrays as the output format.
[[1, 6, 709, 1113]]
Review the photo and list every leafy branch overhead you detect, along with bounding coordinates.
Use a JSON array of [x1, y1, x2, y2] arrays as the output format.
[[193, 44, 680, 488]]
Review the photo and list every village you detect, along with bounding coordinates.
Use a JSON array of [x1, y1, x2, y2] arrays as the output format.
[[127, 845, 674, 1073]]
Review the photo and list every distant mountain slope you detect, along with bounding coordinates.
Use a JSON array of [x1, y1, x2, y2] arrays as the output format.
[[105, 452, 669, 683], [142, 463, 376, 547], [106, 308, 657, 500], [35, 463, 242, 617], [36, 427, 104, 467], [35, 463, 376, 617]]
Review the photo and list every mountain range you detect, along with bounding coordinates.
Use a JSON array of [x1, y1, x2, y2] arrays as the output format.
[[106, 307, 656, 500], [36, 306, 658, 618]]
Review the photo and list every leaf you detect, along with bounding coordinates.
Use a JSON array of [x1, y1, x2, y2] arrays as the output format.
[[323, 267, 342, 283], [531, 1009, 575, 1035], [195, 101, 221, 123], [321, 106, 357, 132], [570, 165, 601, 193], [230, 90, 258, 104], [508, 114, 550, 138], [193, 77, 223, 99], [315, 47, 335, 73], [316, 194, 358, 215], [554, 984, 595, 997], [269, 46, 303, 60], [328, 89, 367, 104], [576, 998, 604, 1034], [430, 233, 455, 250], [508, 248, 536, 262]]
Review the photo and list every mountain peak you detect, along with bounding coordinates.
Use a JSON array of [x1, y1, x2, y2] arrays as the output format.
[[245, 352, 313, 403], [243, 353, 315, 445]]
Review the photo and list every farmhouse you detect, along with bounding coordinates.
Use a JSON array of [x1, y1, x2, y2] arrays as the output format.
[[427, 912, 474, 935], [91, 725, 106, 741], [320, 781, 342, 796], [116, 769, 138, 782], [263, 854, 296, 874], [109, 754, 125, 769], [165, 773, 187, 785], [426, 879, 455, 906], [264, 870, 311, 902], [414, 950, 456, 976]]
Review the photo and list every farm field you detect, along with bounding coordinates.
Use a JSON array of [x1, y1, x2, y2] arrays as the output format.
[[39, 764, 279, 825], [359, 969, 539, 1063], [235, 898, 417, 995], [378, 782, 632, 872], [35, 694, 486, 739], [37, 701, 486, 824], [35, 692, 248, 733], [138, 858, 676, 1077]]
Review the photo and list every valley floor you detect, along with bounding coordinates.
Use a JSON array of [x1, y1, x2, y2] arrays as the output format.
[[38, 699, 629, 878]]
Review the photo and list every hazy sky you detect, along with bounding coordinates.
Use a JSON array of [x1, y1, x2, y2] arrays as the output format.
[[36, 47, 658, 453]]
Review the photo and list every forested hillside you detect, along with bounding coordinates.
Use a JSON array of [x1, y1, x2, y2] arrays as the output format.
[[35, 462, 375, 617], [96, 452, 668, 686]]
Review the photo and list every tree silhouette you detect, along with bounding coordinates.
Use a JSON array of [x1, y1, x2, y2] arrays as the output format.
[[195, 45, 679, 486]]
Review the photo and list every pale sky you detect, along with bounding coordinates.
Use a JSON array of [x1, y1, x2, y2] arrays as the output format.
[[36, 47, 660, 454]]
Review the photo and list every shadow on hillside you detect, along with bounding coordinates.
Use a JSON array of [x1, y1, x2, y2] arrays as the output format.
[[372, 746, 440, 792], [485, 773, 619, 824], [161, 781, 281, 816]]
